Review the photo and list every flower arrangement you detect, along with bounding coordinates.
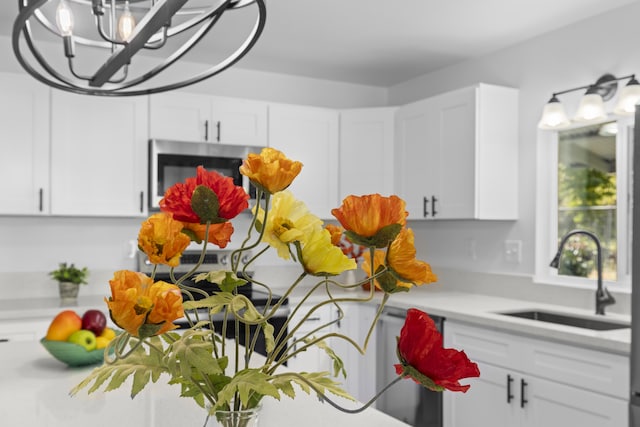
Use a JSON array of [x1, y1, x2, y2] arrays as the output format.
[[71, 147, 479, 424]]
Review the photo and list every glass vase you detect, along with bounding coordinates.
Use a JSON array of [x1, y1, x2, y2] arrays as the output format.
[[206, 405, 261, 427]]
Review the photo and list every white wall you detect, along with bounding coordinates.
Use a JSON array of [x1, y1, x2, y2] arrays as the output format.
[[388, 2, 640, 279], [2, 3, 639, 312]]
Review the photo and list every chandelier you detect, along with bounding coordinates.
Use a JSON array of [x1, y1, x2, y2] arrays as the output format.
[[12, 0, 266, 96]]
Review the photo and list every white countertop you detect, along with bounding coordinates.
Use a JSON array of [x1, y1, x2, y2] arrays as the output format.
[[283, 286, 631, 355], [0, 286, 631, 355], [0, 340, 409, 427]]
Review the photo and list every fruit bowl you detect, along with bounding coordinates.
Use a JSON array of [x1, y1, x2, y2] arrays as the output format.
[[40, 338, 106, 367]]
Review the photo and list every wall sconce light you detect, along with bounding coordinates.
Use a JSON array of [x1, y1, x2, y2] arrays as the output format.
[[538, 73, 640, 130]]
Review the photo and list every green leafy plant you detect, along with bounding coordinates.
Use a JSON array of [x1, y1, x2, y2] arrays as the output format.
[[49, 262, 89, 285]]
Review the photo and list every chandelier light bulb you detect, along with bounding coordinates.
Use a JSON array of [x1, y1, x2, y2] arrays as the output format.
[[55, 0, 74, 36], [117, 2, 136, 42]]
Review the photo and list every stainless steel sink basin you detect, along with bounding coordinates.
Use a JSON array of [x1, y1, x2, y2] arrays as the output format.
[[498, 310, 630, 331]]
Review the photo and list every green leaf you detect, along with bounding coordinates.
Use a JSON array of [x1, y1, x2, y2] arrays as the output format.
[[277, 372, 355, 402], [164, 330, 226, 381], [182, 293, 234, 314], [214, 369, 280, 410], [315, 340, 346, 378]]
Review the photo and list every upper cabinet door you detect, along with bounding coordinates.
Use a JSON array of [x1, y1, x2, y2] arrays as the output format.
[[149, 92, 211, 142], [51, 91, 148, 216], [269, 104, 339, 219], [395, 84, 518, 220], [149, 92, 268, 146], [338, 108, 396, 201], [0, 73, 50, 215], [211, 96, 268, 147]]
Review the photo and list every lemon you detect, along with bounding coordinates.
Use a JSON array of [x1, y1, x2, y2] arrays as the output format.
[[100, 327, 116, 340]]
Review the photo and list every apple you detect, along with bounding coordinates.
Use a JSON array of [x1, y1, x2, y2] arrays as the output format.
[[45, 310, 82, 341], [68, 329, 97, 351], [81, 310, 107, 336]]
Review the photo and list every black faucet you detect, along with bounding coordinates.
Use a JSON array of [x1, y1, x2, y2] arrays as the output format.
[[549, 229, 616, 315]]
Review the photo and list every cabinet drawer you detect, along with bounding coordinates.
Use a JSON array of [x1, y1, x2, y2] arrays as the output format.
[[445, 320, 629, 399], [445, 320, 523, 370], [289, 304, 333, 333]]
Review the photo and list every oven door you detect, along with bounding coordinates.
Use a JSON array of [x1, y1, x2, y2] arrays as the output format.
[[174, 307, 289, 361], [149, 139, 259, 210]]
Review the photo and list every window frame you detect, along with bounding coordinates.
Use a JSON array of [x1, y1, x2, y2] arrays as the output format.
[[534, 115, 633, 292]]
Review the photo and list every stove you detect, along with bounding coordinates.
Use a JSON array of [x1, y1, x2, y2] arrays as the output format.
[[136, 248, 289, 358]]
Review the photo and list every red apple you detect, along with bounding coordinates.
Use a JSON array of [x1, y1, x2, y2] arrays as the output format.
[[81, 310, 107, 336]]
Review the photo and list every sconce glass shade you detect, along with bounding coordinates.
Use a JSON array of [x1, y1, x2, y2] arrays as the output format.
[[613, 77, 640, 115], [538, 96, 570, 129], [573, 93, 607, 123]]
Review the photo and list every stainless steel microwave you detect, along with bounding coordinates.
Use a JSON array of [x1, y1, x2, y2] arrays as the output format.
[[148, 139, 261, 210]]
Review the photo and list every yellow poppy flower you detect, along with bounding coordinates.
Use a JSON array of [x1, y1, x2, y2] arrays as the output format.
[[240, 147, 303, 194], [138, 213, 191, 267], [106, 270, 184, 337], [362, 228, 437, 293], [300, 228, 356, 276], [331, 194, 408, 248], [254, 190, 323, 259]]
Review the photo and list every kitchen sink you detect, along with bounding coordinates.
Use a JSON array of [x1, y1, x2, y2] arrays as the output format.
[[497, 310, 630, 331]]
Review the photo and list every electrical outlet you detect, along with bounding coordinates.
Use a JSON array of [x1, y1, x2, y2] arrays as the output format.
[[504, 240, 522, 264]]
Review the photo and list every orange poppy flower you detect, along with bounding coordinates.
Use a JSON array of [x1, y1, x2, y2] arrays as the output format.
[[239, 147, 303, 194], [160, 166, 249, 223], [106, 270, 184, 338], [395, 309, 480, 392], [331, 194, 407, 248], [362, 228, 437, 293], [138, 213, 191, 267], [181, 221, 234, 249], [325, 224, 344, 246]]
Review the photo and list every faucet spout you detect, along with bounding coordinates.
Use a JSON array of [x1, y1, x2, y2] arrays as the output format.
[[549, 229, 615, 316]]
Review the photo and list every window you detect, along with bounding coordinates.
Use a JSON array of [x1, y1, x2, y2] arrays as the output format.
[[535, 117, 633, 290]]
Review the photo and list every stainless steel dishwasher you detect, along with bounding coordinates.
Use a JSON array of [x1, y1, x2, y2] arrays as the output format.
[[376, 306, 443, 427]]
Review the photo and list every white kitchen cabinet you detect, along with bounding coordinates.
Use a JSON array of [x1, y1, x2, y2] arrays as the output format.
[[50, 91, 148, 216], [269, 104, 339, 218], [329, 302, 378, 403], [394, 83, 518, 220], [286, 303, 334, 374], [338, 108, 396, 201], [443, 320, 629, 427], [149, 92, 268, 147], [0, 73, 50, 215]]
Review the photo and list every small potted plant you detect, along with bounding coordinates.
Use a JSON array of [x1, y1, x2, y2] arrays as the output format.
[[50, 263, 89, 301]]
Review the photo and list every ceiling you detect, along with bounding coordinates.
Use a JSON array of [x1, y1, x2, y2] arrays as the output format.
[[2, 0, 638, 87]]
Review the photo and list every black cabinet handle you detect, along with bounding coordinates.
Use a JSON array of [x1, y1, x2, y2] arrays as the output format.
[[520, 379, 528, 408], [507, 374, 514, 403], [204, 120, 209, 141], [423, 196, 429, 218], [38, 188, 43, 212], [216, 121, 221, 142], [139, 191, 144, 213], [431, 195, 438, 217]]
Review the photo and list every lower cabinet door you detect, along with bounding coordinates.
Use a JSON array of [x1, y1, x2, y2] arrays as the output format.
[[524, 375, 628, 427], [443, 361, 518, 427]]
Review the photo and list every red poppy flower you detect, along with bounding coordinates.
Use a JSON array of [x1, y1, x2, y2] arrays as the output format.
[[159, 166, 249, 223], [395, 308, 480, 392]]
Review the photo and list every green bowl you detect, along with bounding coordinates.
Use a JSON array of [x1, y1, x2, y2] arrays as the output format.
[[40, 338, 106, 367]]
